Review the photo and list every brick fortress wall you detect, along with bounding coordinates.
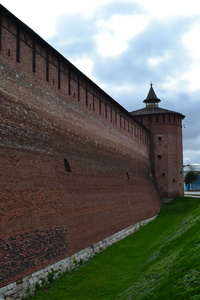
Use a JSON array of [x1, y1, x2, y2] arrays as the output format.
[[0, 5, 161, 293]]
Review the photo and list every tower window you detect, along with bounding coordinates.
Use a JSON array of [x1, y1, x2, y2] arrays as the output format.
[[158, 154, 162, 159], [162, 173, 165, 177], [158, 136, 162, 141], [173, 178, 175, 182], [156, 115, 158, 123]]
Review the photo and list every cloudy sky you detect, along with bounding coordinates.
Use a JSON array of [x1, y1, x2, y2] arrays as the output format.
[[1, 0, 200, 165]]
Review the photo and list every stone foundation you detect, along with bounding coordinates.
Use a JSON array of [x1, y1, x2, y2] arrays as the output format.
[[0, 215, 156, 300]]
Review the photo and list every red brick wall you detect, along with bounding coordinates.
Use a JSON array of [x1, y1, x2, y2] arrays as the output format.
[[0, 6, 161, 287]]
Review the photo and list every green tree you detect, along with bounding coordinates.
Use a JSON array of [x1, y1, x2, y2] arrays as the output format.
[[184, 171, 197, 186]]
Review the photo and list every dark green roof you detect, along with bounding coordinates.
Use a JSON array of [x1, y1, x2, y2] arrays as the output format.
[[131, 84, 185, 119], [130, 107, 185, 118], [143, 84, 161, 104]]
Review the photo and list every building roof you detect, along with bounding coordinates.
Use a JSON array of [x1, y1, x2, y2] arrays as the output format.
[[130, 107, 181, 115], [183, 164, 200, 173], [130, 84, 185, 119], [143, 83, 161, 104]]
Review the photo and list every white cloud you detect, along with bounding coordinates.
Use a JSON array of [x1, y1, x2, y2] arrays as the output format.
[[183, 150, 200, 165], [182, 22, 200, 58], [1, 0, 115, 38], [95, 15, 147, 57], [148, 53, 170, 66], [181, 66, 200, 92], [103, 83, 134, 96], [181, 22, 200, 91], [137, 0, 200, 18], [69, 56, 95, 80]]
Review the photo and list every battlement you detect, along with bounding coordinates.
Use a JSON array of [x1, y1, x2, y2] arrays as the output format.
[[0, 4, 149, 146]]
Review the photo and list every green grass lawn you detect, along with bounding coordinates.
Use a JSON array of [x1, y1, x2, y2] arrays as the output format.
[[30, 196, 200, 300]]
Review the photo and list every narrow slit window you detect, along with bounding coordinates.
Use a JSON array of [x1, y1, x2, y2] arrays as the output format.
[[68, 69, 71, 95], [93, 94, 95, 111], [58, 59, 61, 89], [32, 40, 36, 73], [163, 114, 165, 122], [77, 77, 80, 101], [158, 154, 162, 159], [86, 83, 88, 107], [16, 26, 20, 62], [64, 159, 71, 173], [105, 100, 107, 119], [156, 115, 158, 123], [46, 51, 49, 82], [99, 97, 101, 115]]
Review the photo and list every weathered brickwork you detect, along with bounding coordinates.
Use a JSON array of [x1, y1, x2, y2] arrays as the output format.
[[0, 216, 156, 300], [0, 5, 162, 299], [0, 225, 69, 284]]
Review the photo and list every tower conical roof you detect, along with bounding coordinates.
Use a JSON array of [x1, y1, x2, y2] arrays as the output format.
[[143, 83, 161, 107], [130, 83, 185, 120]]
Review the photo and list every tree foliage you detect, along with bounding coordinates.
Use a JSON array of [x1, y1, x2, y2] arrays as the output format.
[[184, 171, 197, 186]]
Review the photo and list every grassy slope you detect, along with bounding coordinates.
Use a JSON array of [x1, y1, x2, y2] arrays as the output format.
[[31, 197, 200, 300]]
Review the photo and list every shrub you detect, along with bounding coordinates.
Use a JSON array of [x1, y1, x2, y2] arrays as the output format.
[[185, 171, 197, 185], [48, 272, 55, 284]]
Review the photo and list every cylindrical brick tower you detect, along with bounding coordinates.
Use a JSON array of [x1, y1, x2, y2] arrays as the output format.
[[131, 84, 185, 201]]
